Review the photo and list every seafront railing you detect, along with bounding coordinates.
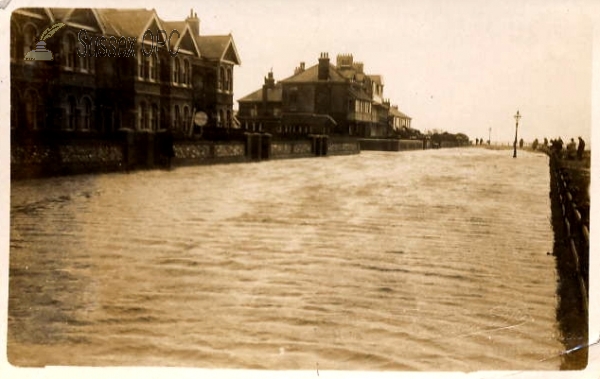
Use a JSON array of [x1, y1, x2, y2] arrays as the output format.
[[549, 152, 589, 313]]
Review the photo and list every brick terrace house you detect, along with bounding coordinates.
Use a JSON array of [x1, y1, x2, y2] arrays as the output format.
[[10, 7, 241, 137], [238, 53, 405, 138]]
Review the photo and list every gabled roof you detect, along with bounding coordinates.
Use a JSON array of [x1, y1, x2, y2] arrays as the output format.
[[13, 8, 54, 22], [54, 8, 107, 33], [96, 8, 161, 40], [238, 84, 282, 103], [48, 8, 70, 21], [161, 21, 186, 32], [196, 35, 241, 65], [162, 22, 201, 57], [281, 63, 346, 83]]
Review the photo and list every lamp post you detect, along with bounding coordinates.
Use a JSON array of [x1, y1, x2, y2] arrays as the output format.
[[488, 127, 491, 145], [513, 110, 521, 158]]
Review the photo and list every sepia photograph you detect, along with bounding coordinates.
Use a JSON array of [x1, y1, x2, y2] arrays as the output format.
[[1, 0, 598, 377]]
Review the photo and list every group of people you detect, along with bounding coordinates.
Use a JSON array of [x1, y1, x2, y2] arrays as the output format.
[[474, 135, 586, 160], [538, 136, 586, 160]]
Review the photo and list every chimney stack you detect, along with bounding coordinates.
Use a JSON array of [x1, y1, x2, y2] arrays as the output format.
[[262, 70, 275, 111], [264, 70, 275, 88], [186, 9, 200, 36], [353, 62, 364, 74], [294, 62, 306, 75], [318, 52, 330, 81], [336, 54, 353, 69]]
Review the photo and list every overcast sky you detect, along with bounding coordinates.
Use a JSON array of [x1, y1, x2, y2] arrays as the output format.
[[153, 0, 596, 144]]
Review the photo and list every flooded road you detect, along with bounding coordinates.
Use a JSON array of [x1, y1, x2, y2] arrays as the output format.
[[8, 148, 563, 371]]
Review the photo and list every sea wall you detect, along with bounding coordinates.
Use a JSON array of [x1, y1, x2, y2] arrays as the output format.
[[172, 141, 248, 166], [359, 138, 424, 151], [11, 140, 125, 178], [11, 132, 360, 179]]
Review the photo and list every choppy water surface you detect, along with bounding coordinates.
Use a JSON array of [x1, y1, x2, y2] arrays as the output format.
[[9, 148, 563, 370]]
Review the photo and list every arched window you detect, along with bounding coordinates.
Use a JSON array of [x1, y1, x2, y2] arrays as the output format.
[[62, 33, 77, 69], [173, 57, 180, 83], [66, 96, 77, 130], [24, 90, 41, 130], [150, 104, 158, 131], [139, 101, 148, 130], [23, 24, 38, 60], [79, 42, 90, 72], [80, 97, 92, 131], [173, 105, 180, 130]]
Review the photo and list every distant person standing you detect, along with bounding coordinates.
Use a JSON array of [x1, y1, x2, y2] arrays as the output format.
[[567, 138, 576, 160], [532, 138, 539, 150], [519, 138, 524, 149], [577, 137, 586, 160], [558, 138, 564, 154]]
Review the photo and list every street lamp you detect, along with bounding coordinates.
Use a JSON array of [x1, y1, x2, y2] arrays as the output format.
[[513, 110, 521, 158]]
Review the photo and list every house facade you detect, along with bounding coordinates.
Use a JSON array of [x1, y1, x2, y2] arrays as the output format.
[[389, 105, 412, 133], [10, 7, 241, 138], [237, 53, 410, 139]]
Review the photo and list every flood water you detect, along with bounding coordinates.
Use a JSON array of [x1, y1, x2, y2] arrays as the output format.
[[8, 148, 564, 371]]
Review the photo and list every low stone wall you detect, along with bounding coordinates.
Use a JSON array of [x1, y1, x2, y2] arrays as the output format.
[[11, 142, 124, 178], [329, 139, 360, 155], [359, 138, 423, 151], [173, 141, 247, 165], [59, 144, 123, 164], [11, 133, 360, 179], [270, 141, 314, 159]]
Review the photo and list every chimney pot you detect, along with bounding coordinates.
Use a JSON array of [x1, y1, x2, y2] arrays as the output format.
[[318, 52, 330, 80]]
